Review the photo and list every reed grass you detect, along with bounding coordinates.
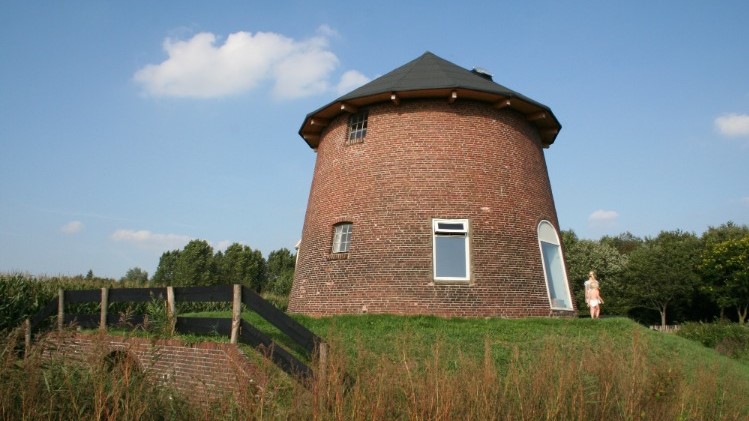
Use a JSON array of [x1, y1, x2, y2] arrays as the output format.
[[3, 314, 748, 420]]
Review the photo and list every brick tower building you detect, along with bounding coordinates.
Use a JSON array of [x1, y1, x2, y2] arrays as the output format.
[[288, 52, 575, 318]]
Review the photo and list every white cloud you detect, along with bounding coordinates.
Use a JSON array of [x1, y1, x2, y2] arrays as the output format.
[[60, 221, 83, 235], [316, 24, 339, 38], [213, 240, 235, 251], [336, 70, 371, 95], [111, 229, 192, 251], [273, 47, 338, 98], [111, 229, 240, 254], [715, 113, 749, 137], [588, 209, 619, 231], [589, 209, 619, 222], [133, 26, 360, 100]]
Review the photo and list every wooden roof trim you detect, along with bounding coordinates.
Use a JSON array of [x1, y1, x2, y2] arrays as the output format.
[[494, 98, 512, 109], [526, 111, 546, 121], [300, 88, 561, 148], [340, 103, 358, 113]]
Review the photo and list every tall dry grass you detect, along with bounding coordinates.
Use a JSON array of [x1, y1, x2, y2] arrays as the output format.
[[0, 328, 194, 420], [307, 329, 749, 421], [2, 324, 748, 420]]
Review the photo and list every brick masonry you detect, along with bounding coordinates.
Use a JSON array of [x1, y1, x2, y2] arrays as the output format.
[[289, 99, 576, 318], [41, 332, 261, 401]]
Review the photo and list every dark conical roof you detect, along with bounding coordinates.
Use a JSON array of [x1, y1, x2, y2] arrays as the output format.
[[339, 52, 534, 104], [299, 51, 561, 148]]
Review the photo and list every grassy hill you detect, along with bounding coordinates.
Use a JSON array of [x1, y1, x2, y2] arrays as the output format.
[[4, 313, 748, 420], [201, 313, 749, 420]]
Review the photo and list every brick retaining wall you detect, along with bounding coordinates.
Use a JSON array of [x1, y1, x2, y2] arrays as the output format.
[[41, 331, 263, 401]]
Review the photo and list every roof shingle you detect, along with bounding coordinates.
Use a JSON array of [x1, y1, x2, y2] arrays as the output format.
[[299, 51, 561, 148]]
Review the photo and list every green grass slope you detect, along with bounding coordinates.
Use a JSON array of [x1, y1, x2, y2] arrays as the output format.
[[186, 313, 749, 419]]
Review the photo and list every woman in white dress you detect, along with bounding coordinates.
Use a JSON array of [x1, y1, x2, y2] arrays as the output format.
[[588, 282, 603, 319]]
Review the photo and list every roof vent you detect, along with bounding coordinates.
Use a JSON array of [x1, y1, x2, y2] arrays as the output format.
[[471, 67, 493, 81]]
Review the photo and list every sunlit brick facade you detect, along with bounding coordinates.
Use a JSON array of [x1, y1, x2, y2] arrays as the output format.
[[288, 52, 576, 317]]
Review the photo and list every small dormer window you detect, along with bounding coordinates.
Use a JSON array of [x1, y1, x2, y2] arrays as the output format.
[[347, 110, 368, 144]]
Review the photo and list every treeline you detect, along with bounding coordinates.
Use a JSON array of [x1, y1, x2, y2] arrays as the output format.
[[563, 221, 749, 326], [117, 241, 295, 297], [144, 240, 296, 296], [3, 221, 747, 331], [0, 242, 295, 332]]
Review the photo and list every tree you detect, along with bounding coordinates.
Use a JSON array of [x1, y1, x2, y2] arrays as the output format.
[[153, 250, 179, 286], [623, 230, 701, 327], [698, 222, 749, 320], [561, 230, 628, 315], [702, 221, 749, 245], [600, 231, 643, 256], [121, 267, 149, 285], [700, 235, 749, 323], [173, 240, 216, 286], [266, 248, 296, 295], [560, 229, 578, 251], [153, 240, 268, 288], [216, 243, 266, 291]]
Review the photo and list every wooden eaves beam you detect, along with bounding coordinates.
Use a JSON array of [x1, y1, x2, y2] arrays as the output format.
[[340, 103, 358, 113], [494, 98, 512, 109], [302, 133, 320, 143], [541, 129, 559, 138], [526, 111, 546, 121]]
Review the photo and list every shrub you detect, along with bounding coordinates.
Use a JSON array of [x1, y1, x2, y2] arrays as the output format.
[[261, 292, 289, 311], [677, 321, 749, 360], [0, 273, 53, 332], [0, 273, 127, 333]]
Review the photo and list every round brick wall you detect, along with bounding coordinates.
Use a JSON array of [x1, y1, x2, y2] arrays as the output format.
[[289, 99, 575, 317]]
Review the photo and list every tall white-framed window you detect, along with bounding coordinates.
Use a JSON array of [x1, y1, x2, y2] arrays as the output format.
[[332, 223, 353, 253], [538, 220, 573, 310], [432, 219, 470, 281]]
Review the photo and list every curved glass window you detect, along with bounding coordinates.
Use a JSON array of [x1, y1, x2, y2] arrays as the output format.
[[538, 221, 573, 310]]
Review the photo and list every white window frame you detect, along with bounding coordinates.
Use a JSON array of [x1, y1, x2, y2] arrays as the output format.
[[347, 110, 368, 143], [432, 219, 471, 281], [332, 223, 353, 253], [537, 220, 573, 310]]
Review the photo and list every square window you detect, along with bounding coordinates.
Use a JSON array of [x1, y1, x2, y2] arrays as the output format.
[[347, 111, 368, 143], [332, 223, 353, 253], [433, 219, 470, 281]]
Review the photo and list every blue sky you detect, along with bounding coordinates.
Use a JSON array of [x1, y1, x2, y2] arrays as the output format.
[[1, 1, 748, 279]]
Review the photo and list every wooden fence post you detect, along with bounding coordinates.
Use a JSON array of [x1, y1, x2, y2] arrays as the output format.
[[24, 319, 31, 359], [166, 286, 176, 335], [100, 287, 108, 331], [57, 289, 64, 331], [230, 284, 242, 344], [318, 342, 328, 387]]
